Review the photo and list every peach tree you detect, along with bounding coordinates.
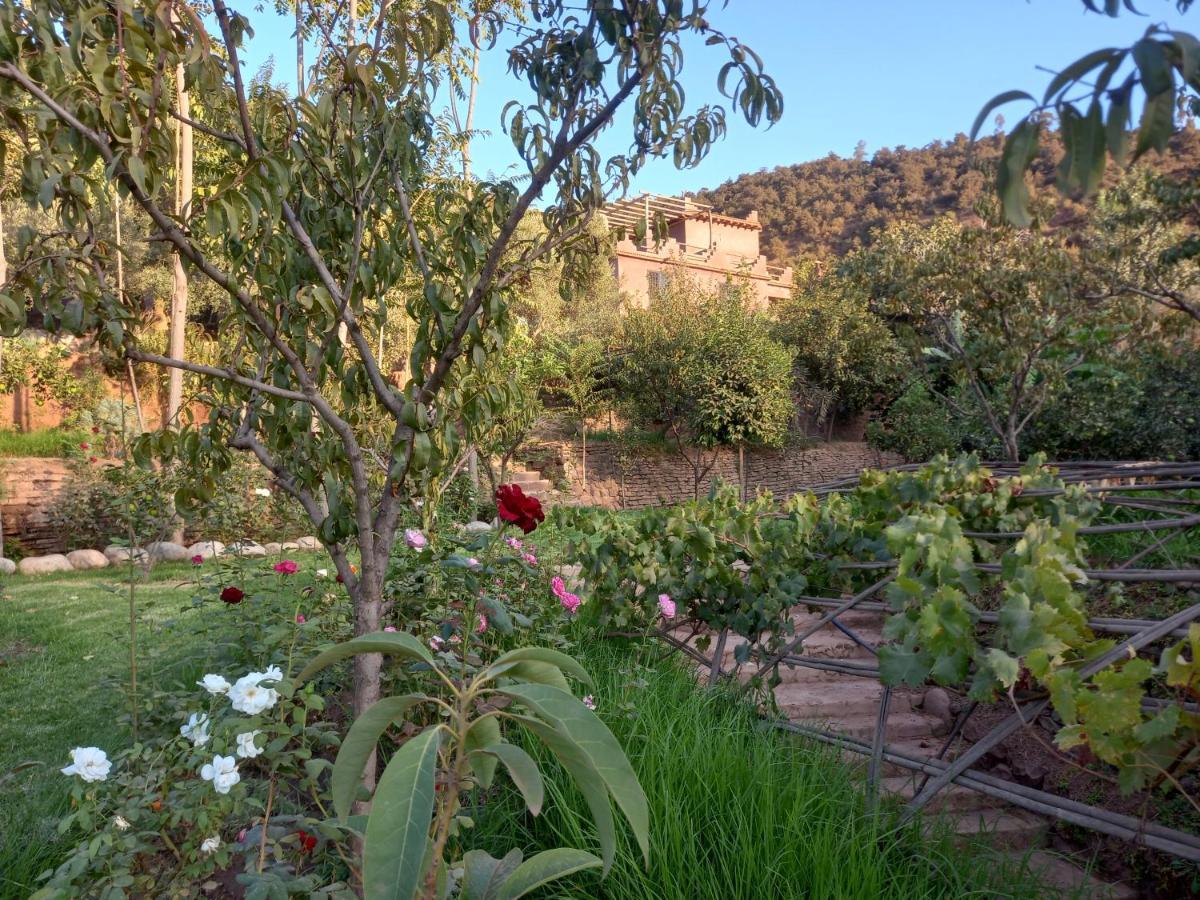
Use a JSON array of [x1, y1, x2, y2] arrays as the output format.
[[0, 0, 781, 735]]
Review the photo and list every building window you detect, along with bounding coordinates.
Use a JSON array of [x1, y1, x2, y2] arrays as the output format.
[[647, 270, 669, 294]]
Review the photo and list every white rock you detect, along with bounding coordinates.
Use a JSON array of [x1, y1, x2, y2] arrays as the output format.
[[228, 541, 267, 558], [263, 542, 283, 554], [17, 554, 74, 576], [186, 541, 225, 561], [295, 536, 321, 551], [0, 558, 15, 575], [67, 549, 109, 570], [104, 546, 148, 564], [463, 520, 493, 534], [280, 541, 300, 551], [146, 541, 189, 563]]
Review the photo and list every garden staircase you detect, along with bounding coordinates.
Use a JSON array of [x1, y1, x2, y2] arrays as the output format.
[[504, 464, 556, 502], [672, 605, 1139, 898]]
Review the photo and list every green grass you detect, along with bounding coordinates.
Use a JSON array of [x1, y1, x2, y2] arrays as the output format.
[[463, 639, 1047, 900], [0, 563, 218, 896], [0, 428, 89, 458]]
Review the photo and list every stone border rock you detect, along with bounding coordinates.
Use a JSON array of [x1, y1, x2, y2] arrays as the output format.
[[3, 536, 324, 577]]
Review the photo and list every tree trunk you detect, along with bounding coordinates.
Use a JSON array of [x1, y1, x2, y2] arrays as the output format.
[[295, 1, 304, 96], [167, 40, 192, 431], [461, 38, 480, 180], [351, 575, 383, 791], [738, 444, 745, 502]]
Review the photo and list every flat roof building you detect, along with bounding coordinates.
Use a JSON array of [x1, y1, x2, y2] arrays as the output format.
[[605, 193, 792, 307]]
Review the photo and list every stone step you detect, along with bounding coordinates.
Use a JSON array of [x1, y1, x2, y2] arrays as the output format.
[[506, 469, 543, 484], [774, 681, 913, 719], [878, 775, 995, 814], [1003, 850, 1139, 900], [930, 808, 1047, 851], [790, 709, 940, 744]]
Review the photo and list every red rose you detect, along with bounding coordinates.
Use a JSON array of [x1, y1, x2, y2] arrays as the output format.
[[220, 586, 245, 604], [89, 456, 98, 464], [91, 426, 100, 434], [79, 442, 89, 450], [296, 830, 317, 853], [495, 484, 545, 534]]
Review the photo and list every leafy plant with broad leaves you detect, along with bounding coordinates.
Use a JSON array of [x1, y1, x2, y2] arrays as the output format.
[[295, 632, 648, 900]]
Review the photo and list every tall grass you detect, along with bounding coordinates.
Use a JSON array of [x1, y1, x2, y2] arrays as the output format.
[[0, 428, 88, 458], [463, 640, 1043, 899]]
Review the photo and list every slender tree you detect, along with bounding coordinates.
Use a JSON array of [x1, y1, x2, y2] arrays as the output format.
[[0, 1, 782, 762]]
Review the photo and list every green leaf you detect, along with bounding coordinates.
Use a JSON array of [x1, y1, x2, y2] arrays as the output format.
[[332, 694, 430, 821], [462, 849, 523, 900], [464, 715, 502, 789], [997, 118, 1040, 227], [499, 684, 648, 867], [1057, 100, 1107, 196], [969, 90, 1033, 142], [476, 742, 545, 816], [363, 726, 442, 900], [1133, 88, 1175, 161], [1132, 37, 1173, 97], [983, 648, 1020, 688], [297, 632, 435, 683], [505, 713, 618, 871], [500, 660, 571, 693], [498, 848, 603, 899], [878, 644, 931, 687], [1106, 85, 1132, 165], [486, 647, 594, 687], [1042, 47, 1119, 104]]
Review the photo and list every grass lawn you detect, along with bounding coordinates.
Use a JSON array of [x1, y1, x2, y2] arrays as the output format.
[[0, 555, 329, 898], [0, 428, 89, 458]]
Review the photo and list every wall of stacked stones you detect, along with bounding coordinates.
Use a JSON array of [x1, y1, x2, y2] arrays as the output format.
[[522, 440, 902, 509], [0, 457, 74, 554]]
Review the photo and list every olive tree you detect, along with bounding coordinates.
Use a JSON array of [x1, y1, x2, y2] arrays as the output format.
[[0, 0, 781, 733]]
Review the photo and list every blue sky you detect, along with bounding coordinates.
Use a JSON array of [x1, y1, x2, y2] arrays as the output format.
[[237, 0, 1194, 195]]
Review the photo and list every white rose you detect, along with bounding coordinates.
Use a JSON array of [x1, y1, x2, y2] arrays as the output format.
[[180, 712, 211, 747], [200, 835, 221, 855], [256, 665, 283, 685], [228, 675, 279, 715], [200, 755, 240, 795], [62, 746, 111, 783], [316, 568, 329, 578], [254, 487, 271, 497], [113, 815, 131, 831], [197, 674, 231, 695], [235, 730, 263, 759]]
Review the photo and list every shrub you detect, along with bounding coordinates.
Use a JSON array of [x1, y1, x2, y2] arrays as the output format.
[[866, 383, 974, 461]]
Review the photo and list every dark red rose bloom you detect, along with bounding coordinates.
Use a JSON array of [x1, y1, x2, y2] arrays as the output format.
[[220, 586, 245, 604], [296, 830, 317, 853], [495, 484, 544, 534]]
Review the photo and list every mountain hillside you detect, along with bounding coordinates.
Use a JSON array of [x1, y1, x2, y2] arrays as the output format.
[[694, 128, 1200, 262]]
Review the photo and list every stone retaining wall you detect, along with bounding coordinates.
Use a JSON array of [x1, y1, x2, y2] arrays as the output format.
[[522, 440, 902, 509], [0, 457, 73, 554]]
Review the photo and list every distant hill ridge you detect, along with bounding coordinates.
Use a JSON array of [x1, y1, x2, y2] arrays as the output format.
[[693, 128, 1200, 263]]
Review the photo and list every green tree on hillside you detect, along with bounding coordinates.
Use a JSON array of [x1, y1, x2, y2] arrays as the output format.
[[617, 274, 794, 499]]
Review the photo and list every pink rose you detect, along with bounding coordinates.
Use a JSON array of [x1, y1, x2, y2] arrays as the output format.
[[658, 594, 676, 618], [522, 552, 538, 567], [273, 560, 298, 575], [583, 695, 596, 710], [295, 614, 306, 624], [191, 554, 204, 566], [505, 536, 523, 550], [405, 528, 427, 550], [476, 614, 488, 634], [383, 626, 397, 633], [552, 576, 581, 614]]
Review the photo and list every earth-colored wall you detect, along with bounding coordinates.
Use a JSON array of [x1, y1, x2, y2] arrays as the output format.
[[0, 457, 73, 555], [522, 440, 902, 509]]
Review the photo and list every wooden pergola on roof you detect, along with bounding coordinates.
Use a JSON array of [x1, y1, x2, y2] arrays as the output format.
[[604, 192, 762, 237]]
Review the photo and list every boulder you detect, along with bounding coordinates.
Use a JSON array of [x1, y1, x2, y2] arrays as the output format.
[[263, 542, 283, 554], [280, 541, 300, 551], [17, 554, 74, 576], [921, 687, 954, 733], [186, 541, 225, 561], [145, 541, 189, 563], [67, 549, 109, 571], [228, 541, 267, 558], [104, 546, 148, 564], [295, 536, 321, 551], [463, 520, 493, 534], [0, 558, 16, 575]]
